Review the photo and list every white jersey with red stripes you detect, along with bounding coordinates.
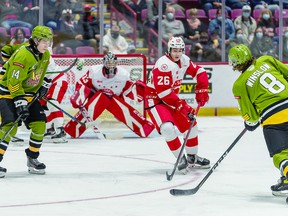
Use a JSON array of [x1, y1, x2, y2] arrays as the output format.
[[146, 53, 208, 108]]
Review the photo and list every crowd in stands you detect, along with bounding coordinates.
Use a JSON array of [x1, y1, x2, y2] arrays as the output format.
[[1, 0, 288, 62]]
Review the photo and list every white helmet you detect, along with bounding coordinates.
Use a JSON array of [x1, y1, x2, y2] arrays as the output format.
[[167, 37, 185, 53]]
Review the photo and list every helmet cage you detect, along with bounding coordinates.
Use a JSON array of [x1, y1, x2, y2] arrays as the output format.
[[103, 52, 118, 74]]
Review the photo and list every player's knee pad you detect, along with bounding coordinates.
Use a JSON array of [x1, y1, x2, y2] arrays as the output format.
[[185, 124, 198, 139], [28, 121, 46, 137], [160, 122, 177, 141]]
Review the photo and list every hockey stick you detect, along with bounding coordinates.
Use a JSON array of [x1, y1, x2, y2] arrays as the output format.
[[170, 128, 248, 196], [166, 104, 201, 181], [43, 98, 97, 128], [46, 57, 78, 74], [0, 96, 38, 143], [79, 106, 106, 140]]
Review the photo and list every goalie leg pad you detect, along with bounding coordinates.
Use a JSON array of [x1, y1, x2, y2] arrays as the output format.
[[64, 111, 86, 138]]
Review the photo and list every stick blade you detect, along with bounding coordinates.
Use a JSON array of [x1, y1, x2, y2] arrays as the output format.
[[170, 188, 197, 196], [166, 171, 174, 181]]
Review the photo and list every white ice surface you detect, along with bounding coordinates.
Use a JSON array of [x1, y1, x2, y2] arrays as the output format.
[[0, 116, 287, 216]]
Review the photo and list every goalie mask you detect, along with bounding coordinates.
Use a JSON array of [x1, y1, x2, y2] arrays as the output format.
[[103, 52, 118, 77], [228, 44, 253, 72]]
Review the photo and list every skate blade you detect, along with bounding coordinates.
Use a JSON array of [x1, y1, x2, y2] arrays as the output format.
[[104, 132, 124, 140], [188, 164, 211, 169], [28, 167, 46, 175], [52, 138, 68, 143], [272, 190, 288, 197], [0, 172, 6, 178]]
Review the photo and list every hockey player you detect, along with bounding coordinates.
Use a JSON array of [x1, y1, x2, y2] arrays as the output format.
[[228, 44, 288, 196], [42, 50, 69, 143], [0, 25, 53, 178], [145, 37, 210, 174], [1, 42, 69, 144], [64, 52, 155, 138]]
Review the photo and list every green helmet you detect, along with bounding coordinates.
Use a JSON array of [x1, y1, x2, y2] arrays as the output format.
[[228, 44, 252, 68], [31, 25, 53, 41]]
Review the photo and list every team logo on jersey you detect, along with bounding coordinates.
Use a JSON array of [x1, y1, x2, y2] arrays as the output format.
[[160, 64, 168, 71], [13, 62, 25, 68]]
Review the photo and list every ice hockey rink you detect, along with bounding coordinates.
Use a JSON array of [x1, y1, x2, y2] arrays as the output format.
[[0, 116, 287, 216]]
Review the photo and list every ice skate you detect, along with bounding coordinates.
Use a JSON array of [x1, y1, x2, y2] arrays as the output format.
[[44, 127, 56, 138], [187, 154, 210, 169], [51, 127, 68, 143], [26, 156, 46, 175], [177, 155, 189, 174], [0, 166, 7, 178], [271, 176, 288, 196]]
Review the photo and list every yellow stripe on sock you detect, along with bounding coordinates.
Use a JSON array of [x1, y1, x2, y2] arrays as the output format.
[[29, 146, 39, 153]]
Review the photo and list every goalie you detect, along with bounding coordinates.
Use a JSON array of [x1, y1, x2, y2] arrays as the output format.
[[64, 52, 155, 138]]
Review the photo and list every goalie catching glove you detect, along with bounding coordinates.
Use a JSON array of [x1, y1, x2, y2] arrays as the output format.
[[175, 100, 195, 121]]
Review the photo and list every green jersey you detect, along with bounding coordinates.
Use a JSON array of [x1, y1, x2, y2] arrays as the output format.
[[233, 55, 288, 124], [0, 44, 50, 100]]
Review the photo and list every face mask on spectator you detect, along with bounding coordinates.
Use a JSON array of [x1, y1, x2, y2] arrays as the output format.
[[242, 12, 250, 18], [285, 32, 288, 38], [217, 16, 222, 22], [256, 32, 263, 39], [262, 14, 270, 20], [166, 12, 174, 21], [111, 32, 119, 39], [236, 34, 243, 40]]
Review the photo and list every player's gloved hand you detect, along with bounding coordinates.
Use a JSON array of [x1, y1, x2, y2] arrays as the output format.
[[175, 100, 195, 120], [70, 90, 82, 108], [14, 96, 29, 121], [195, 88, 209, 107], [37, 77, 51, 99], [244, 121, 260, 131]]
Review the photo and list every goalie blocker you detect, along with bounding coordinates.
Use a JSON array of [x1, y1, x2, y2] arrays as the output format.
[[64, 91, 155, 138]]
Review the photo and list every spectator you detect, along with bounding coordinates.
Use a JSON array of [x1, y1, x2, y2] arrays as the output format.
[[20, 0, 40, 28], [250, 26, 277, 58], [10, 27, 28, 45], [189, 31, 221, 62], [201, 0, 231, 17], [79, 4, 100, 53], [103, 25, 129, 54], [257, 8, 276, 39], [208, 8, 235, 44], [127, 0, 147, 21], [279, 27, 288, 61], [226, 28, 250, 58], [0, 0, 33, 32], [162, 6, 185, 42], [144, 0, 166, 29], [250, 0, 279, 15], [57, 8, 86, 53], [234, 5, 257, 44], [43, 0, 64, 31], [226, 0, 249, 10], [183, 8, 207, 45]]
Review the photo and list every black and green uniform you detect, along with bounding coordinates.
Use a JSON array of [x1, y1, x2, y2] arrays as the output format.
[[0, 44, 50, 160], [233, 55, 288, 174]]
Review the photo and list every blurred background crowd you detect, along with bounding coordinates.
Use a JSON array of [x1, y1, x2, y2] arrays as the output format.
[[1, 0, 288, 63]]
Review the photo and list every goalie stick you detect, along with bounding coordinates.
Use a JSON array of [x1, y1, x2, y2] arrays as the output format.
[[170, 128, 248, 196], [46, 57, 78, 74], [79, 106, 106, 140], [43, 98, 97, 129], [166, 104, 201, 181]]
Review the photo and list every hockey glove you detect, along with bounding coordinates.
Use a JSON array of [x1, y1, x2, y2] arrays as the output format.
[[71, 90, 86, 108], [244, 121, 260, 131], [14, 96, 29, 121], [195, 88, 209, 107], [37, 77, 51, 99], [175, 100, 195, 120]]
